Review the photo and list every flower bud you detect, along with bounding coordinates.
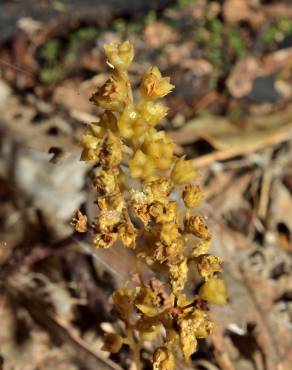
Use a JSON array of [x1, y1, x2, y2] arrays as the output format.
[[94, 168, 117, 195], [71, 210, 87, 233], [199, 277, 228, 305], [90, 77, 128, 111], [171, 157, 197, 184], [139, 101, 168, 127], [183, 185, 205, 208], [118, 222, 137, 248], [184, 216, 211, 239], [168, 258, 188, 293], [129, 149, 156, 180], [104, 40, 134, 71], [102, 333, 123, 353], [178, 308, 213, 360], [141, 66, 174, 99], [196, 255, 223, 279], [153, 347, 175, 370]]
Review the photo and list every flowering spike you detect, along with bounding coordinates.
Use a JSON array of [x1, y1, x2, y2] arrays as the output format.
[[73, 40, 225, 369]]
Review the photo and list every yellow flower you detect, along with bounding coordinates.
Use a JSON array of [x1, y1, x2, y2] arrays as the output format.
[[79, 130, 101, 162], [135, 280, 170, 317], [135, 286, 161, 317], [168, 258, 188, 294], [196, 255, 223, 279], [117, 222, 137, 248], [94, 168, 117, 195], [149, 201, 178, 224], [117, 105, 145, 140], [141, 66, 174, 99], [96, 210, 121, 233], [199, 277, 228, 305], [183, 185, 205, 208], [142, 129, 174, 171], [154, 239, 184, 264], [153, 347, 175, 370], [71, 210, 87, 233], [139, 100, 168, 127], [129, 149, 156, 180], [184, 215, 211, 239], [171, 157, 197, 184], [113, 288, 134, 321], [104, 40, 134, 71], [178, 309, 213, 360], [102, 333, 123, 353], [143, 177, 173, 201], [92, 232, 118, 249], [160, 222, 180, 245], [90, 76, 129, 111]]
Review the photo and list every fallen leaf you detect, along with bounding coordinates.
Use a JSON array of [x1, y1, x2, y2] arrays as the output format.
[[223, 0, 264, 26], [169, 107, 292, 166], [143, 21, 178, 48], [226, 57, 258, 98]]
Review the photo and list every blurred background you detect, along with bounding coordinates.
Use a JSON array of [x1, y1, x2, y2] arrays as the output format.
[[0, 0, 291, 369]]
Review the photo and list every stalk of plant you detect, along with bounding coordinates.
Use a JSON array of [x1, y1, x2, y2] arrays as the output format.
[[72, 40, 227, 370]]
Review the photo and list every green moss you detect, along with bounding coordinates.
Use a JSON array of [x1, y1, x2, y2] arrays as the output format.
[[145, 10, 157, 24], [66, 26, 98, 62], [40, 66, 65, 84], [176, 0, 192, 8], [262, 17, 292, 44], [204, 19, 224, 67], [74, 27, 98, 41], [40, 39, 61, 64], [278, 17, 292, 36], [262, 25, 278, 44], [228, 25, 246, 58], [39, 26, 98, 84]]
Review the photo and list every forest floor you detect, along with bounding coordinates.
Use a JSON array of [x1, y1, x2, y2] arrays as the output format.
[[0, 1, 291, 369]]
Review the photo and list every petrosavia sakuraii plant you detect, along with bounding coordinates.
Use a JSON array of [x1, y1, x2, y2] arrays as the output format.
[[72, 40, 227, 370]]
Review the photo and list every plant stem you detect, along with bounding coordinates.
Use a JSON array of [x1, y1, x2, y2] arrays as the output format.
[[126, 326, 143, 370]]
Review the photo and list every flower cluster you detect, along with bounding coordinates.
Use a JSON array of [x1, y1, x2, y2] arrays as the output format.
[[73, 40, 227, 369]]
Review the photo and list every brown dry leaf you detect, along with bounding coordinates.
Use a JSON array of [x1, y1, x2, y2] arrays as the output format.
[[1, 95, 78, 162], [181, 58, 213, 77], [209, 215, 292, 370], [79, 240, 137, 288], [52, 79, 94, 113], [226, 57, 258, 98], [163, 42, 193, 66], [0, 295, 78, 370], [223, 0, 251, 23], [226, 48, 292, 99], [207, 172, 252, 221], [3, 275, 123, 370], [223, 0, 264, 26], [169, 108, 292, 167], [264, 3, 292, 18], [143, 21, 178, 48], [270, 180, 292, 250], [211, 259, 281, 370], [261, 47, 292, 75]]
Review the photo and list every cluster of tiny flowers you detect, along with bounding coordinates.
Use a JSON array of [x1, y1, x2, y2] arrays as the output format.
[[72, 41, 227, 370]]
